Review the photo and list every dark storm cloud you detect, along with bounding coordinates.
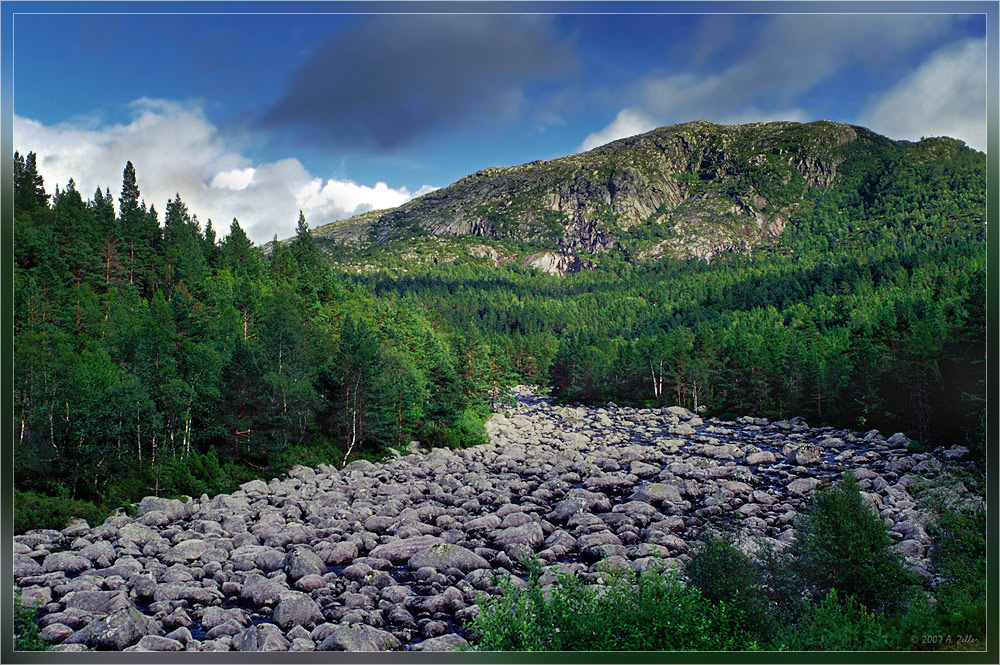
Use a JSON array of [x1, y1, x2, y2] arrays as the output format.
[[258, 15, 578, 152]]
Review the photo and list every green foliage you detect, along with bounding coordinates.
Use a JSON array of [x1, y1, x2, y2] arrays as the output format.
[[12, 156, 490, 532], [13, 588, 50, 652], [685, 535, 770, 638], [13, 489, 106, 533], [472, 559, 749, 651], [777, 589, 893, 651], [793, 472, 917, 611]]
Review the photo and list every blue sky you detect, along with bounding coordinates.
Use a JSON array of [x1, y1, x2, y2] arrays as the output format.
[[11, 3, 988, 243]]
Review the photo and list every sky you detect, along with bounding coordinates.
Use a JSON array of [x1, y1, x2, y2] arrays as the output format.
[[11, 4, 988, 244]]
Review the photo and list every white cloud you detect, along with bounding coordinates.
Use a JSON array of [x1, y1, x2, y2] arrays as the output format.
[[211, 167, 255, 190], [578, 14, 961, 151], [13, 99, 436, 243], [579, 108, 657, 151], [857, 38, 986, 152]]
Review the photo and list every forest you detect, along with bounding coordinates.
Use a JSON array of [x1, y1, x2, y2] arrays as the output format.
[[11, 130, 986, 533]]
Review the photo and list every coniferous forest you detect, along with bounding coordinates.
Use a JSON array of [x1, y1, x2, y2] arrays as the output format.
[[11, 131, 986, 533]]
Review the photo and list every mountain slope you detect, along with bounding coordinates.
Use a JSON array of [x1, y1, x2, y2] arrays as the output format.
[[308, 120, 982, 274]]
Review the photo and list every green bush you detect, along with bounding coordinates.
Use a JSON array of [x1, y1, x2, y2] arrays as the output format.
[[920, 488, 987, 642], [471, 559, 752, 651], [13, 588, 49, 651], [794, 472, 917, 611], [777, 589, 893, 651], [13, 489, 106, 533], [685, 535, 771, 638]]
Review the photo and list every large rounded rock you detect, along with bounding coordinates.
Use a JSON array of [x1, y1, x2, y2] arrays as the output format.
[[492, 522, 544, 551], [788, 477, 822, 497], [785, 444, 823, 466], [63, 606, 162, 650], [284, 547, 327, 581], [369, 536, 442, 565], [274, 591, 324, 630], [411, 634, 470, 651], [162, 538, 210, 564], [239, 574, 287, 607], [407, 542, 490, 573], [236, 624, 290, 652], [137, 496, 187, 522], [629, 483, 682, 506], [13, 554, 42, 580], [318, 624, 401, 652], [42, 552, 92, 575]]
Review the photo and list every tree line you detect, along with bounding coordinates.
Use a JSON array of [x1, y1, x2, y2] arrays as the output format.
[[13, 154, 502, 531]]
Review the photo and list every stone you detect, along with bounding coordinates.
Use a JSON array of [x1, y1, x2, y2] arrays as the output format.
[[492, 522, 544, 551], [239, 573, 286, 607], [235, 624, 290, 652], [629, 483, 683, 506], [136, 496, 187, 522], [745, 451, 776, 466], [408, 542, 490, 573], [785, 444, 822, 466], [63, 606, 162, 650], [162, 538, 211, 564], [323, 541, 359, 566], [273, 592, 324, 630], [369, 536, 442, 565], [78, 540, 116, 568], [199, 607, 248, 631], [318, 623, 402, 652], [137, 635, 184, 651], [42, 552, 91, 575], [39, 623, 75, 644], [284, 547, 327, 581], [788, 478, 822, 497], [13, 554, 43, 580]]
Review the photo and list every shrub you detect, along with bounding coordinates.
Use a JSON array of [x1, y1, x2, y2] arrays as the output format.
[[13, 489, 105, 533], [777, 589, 893, 651], [13, 588, 49, 651], [471, 558, 751, 651], [793, 472, 917, 611], [685, 535, 771, 639], [922, 486, 986, 642]]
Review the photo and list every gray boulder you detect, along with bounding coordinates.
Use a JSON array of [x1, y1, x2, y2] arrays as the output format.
[[236, 623, 290, 652], [42, 552, 91, 575], [63, 606, 162, 650], [273, 592, 324, 630], [407, 542, 490, 573], [369, 536, 442, 564], [411, 634, 470, 651], [284, 547, 327, 581], [629, 483, 682, 506], [239, 573, 287, 607], [318, 623, 401, 652]]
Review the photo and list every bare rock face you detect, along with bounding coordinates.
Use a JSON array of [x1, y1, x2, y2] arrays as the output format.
[[522, 251, 594, 276], [308, 120, 867, 271]]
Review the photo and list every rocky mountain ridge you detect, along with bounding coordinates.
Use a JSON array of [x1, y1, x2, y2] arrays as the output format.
[[14, 389, 976, 653], [307, 120, 888, 273]]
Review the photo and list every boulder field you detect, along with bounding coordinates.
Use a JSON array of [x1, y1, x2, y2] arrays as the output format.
[[14, 388, 975, 652]]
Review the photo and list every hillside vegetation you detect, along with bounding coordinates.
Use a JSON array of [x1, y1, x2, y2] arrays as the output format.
[[11, 120, 986, 531]]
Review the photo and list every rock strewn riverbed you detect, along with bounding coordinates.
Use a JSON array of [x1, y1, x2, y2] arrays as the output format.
[[14, 388, 976, 652]]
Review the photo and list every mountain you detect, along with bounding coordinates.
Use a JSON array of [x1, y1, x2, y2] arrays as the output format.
[[305, 120, 982, 274]]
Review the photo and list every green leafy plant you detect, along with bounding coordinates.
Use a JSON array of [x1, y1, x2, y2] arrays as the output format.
[[471, 558, 750, 651], [13, 588, 50, 652], [777, 589, 893, 651], [793, 472, 917, 611]]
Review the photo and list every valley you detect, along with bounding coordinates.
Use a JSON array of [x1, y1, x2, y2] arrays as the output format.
[[13, 388, 977, 652]]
